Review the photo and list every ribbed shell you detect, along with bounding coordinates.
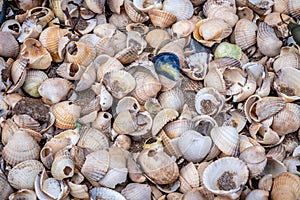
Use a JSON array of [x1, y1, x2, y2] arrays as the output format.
[[271, 172, 300, 200], [23, 70, 48, 97], [158, 88, 185, 112], [163, 119, 195, 139], [66, 42, 96, 67], [8, 160, 44, 190], [121, 183, 152, 200], [152, 108, 179, 136], [90, 187, 126, 200], [85, 0, 105, 14], [0, 172, 14, 199], [0, 31, 19, 58], [148, 9, 177, 28], [2, 130, 40, 166], [124, 0, 149, 23], [288, 0, 300, 18], [163, 0, 194, 21], [234, 19, 257, 50]]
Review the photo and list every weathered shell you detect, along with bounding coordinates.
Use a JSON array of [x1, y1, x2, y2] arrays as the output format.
[[8, 160, 44, 190], [172, 20, 195, 38], [246, 189, 269, 200], [158, 88, 185, 112], [121, 183, 152, 200], [178, 130, 212, 162], [115, 46, 139, 65], [152, 108, 179, 136], [50, 101, 81, 130], [3, 130, 40, 166], [163, 0, 194, 21], [75, 62, 97, 92], [116, 96, 141, 114], [90, 187, 126, 200], [38, 78, 73, 105], [0, 19, 22, 37], [145, 29, 171, 49], [124, 0, 149, 23], [0, 31, 20, 58], [288, 0, 300, 18], [163, 119, 195, 139], [85, 0, 105, 14], [138, 148, 179, 185], [203, 0, 236, 17], [203, 157, 249, 199], [148, 9, 177, 28], [179, 162, 199, 193], [133, 0, 162, 12], [27, 7, 54, 27], [9, 189, 37, 200], [262, 157, 287, 177], [0, 172, 13, 199], [18, 16, 43, 43], [258, 174, 273, 191], [283, 156, 300, 176], [56, 62, 85, 81], [68, 181, 89, 199], [271, 172, 300, 200], [22, 70, 48, 97], [257, 22, 282, 57], [65, 41, 96, 67], [51, 149, 74, 180]]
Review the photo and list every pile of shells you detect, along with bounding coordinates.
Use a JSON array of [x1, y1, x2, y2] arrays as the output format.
[[0, 0, 300, 199]]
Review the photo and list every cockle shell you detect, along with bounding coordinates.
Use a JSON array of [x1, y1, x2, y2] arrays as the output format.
[[115, 46, 139, 65], [27, 7, 55, 27], [203, 157, 249, 199], [172, 19, 195, 38], [163, 0, 193, 21], [95, 54, 124, 81], [179, 162, 200, 193], [158, 88, 184, 112], [148, 9, 177, 28], [8, 160, 44, 190], [18, 16, 43, 43], [145, 29, 171, 48], [85, 0, 105, 14], [22, 70, 48, 97], [12, 114, 41, 132], [0, 31, 19, 58], [51, 149, 74, 180], [271, 172, 300, 200], [38, 78, 73, 105], [50, 101, 81, 129], [273, 46, 300, 72], [163, 119, 195, 139], [65, 41, 96, 67], [288, 0, 300, 18], [75, 62, 97, 92], [245, 189, 269, 200], [90, 187, 126, 200], [68, 181, 89, 199], [127, 31, 147, 54], [124, 0, 149, 23], [8, 189, 37, 200], [138, 148, 179, 185], [133, 0, 162, 12], [0, 172, 13, 199], [56, 63, 85, 80], [233, 18, 257, 51], [152, 108, 179, 136], [116, 96, 140, 114], [203, 0, 236, 17], [121, 183, 152, 200]]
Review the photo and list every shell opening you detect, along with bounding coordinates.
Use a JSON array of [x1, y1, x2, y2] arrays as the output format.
[[8, 24, 20, 32], [217, 171, 237, 191], [103, 113, 109, 119], [147, 149, 157, 157], [69, 63, 79, 77], [63, 166, 73, 176], [41, 147, 51, 157]]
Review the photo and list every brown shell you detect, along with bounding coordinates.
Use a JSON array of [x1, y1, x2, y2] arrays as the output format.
[[66, 41, 96, 67], [0, 31, 19, 58], [148, 9, 177, 28], [271, 172, 300, 200]]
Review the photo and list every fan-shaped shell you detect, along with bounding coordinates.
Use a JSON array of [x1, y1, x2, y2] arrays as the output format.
[[0, 31, 19, 58], [124, 0, 149, 23], [158, 88, 184, 112], [234, 18, 257, 50], [163, 119, 195, 139], [0, 172, 13, 199], [121, 183, 152, 200], [288, 0, 300, 18], [22, 70, 48, 97], [152, 108, 179, 136], [145, 29, 171, 48], [148, 9, 177, 28], [163, 0, 194, 21], [271, 172, 300, 200], [65, 41, 96, 67]]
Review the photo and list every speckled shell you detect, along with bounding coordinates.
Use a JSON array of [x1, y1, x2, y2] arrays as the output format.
[[50, 101, 81, 130], [137, 148, 179, 185], [2, 130, 40, 166], [8, 160, 44, 190], [0, 31, 19, 58]]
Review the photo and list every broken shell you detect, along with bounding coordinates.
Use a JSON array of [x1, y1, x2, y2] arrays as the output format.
[[27, 7, 55, 27], [18, 16, 43, 43], [56, 63, 85, 81], [124, 0, 149, 23], [0, 172, 13, 199], [0, 19, 22, 37], [172, 20, 195, 38], [22, 70, 48, 97], [133, 0, 162, 12], [85, 0, 105, 14], [116, 96, 140, 114], [66, 41, 96, 67], [179, 162, 199, 193], [3, 130, 40, 166], [163, 0, 194, 21], [203, 157, 249, 199], [0, 31, 20, 58], [288, 0, 300, 18], [90, 187, 126, 200], [258, 174, 273, 191], [152, 108, 179, 136], [8, 160, 44, 190], [158, 88, 184, 112], [178, 130, 212, 162], [95, 54, 124, 81], [245, 189, 269, 200], [262, 157, 287, 177], [38, 78, 73, 105], [148, 9, 177, 28], [68, 181, 89, 199], [91, 111, 112, 133], [163, 119, 195, 139], [51, 149, 74, 180], [121, 183, 152, 200], [138, 148, 179, 185], [214, 42, 242, 60], [115, 46, 139, 65], [271, 172, 300, 200], [75, 62, 97, 92], [50, 101, 81, 130], [127, 31, 147, 54], [145, 29, 171, 49], [114, 134, 131, 151], [283, 156, 300, 176]]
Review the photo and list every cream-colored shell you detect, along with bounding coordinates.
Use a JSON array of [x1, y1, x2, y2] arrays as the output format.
[[51, 149, 74, 180]]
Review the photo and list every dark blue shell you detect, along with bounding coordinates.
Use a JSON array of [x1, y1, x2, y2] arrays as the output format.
[[152, 52, 180, 81]]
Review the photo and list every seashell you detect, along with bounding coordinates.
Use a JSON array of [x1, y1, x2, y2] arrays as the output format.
[[163, 119, 195, 139], [126, 23, 149, 35], [95, 54, 124, 81], [38, 78, 73, 105], [203, 0, 236, 17], [1, 119, 18, 145], [124, 0, 149, 23], [77, 126, 109, 152], [195, 87, 225, 117], [273, 0, 289, 13], [257, 22, 282, 57], [233, 18, 257, 51], [56, 62, 85, 81], [9, 189, 37, 200], [22, 70, 48, 97], [81, 35, 115, 57], [3, 130, 40, 166], [7, 58, 28, 94], [50, 101, 81, 130], [85, 0, 105, 14], [121, 183, 152, 200], [283, 156, 300, 176], [223, 109, 247, 133], [90, 187, 126, 200], [108, 0, 124, 14], [49, 0, 65, 22], [144, 98, 162, 114], [0, 31, 19, 58], [0, 171, 13, 199], [51, 149, 74, 180], [16, 0, 41, 10], [17, 16, 43, 43], [27, 7, 54, 27], [245, 189, 269, 200], [41, 177, 65, 199], [207, 7, 239, 28], [152, 52, 180, 81], [158, 130, 182, 158], [152, 108, 179, 136], [13, 114, 41, 132], [172, 19, 195, 38], [271, 172, 300, 200], [179, 162, 199, 193], [103, 69, 136, 99], [68, 181, 89, 199], [131, 71, 162, 105], [39, 25, 69, 63], [249, 122, 282, 146], [8, 160, 44, 190], [148, 9, 177, 28], [203, 157, 249, 199], [193, 19, 232, 47], [133, 0, 162, 12], [211, 125, 239, 156], [115, 46, 139, 65], [262, 157, 287, 177], [76, 62, 97, 92], [109, 10, 133, 32], [138, 148, 179, 185], [214, 42, 242, 60], [92, 111, 112, 133], [258, 174, 273, 191], [163, 0, 193, 21], [158, 88, 184, 112], [288, 0, 300, 18], [273, 46, 300, 72], [145, 29, 171, 49], [127, 153, 146, 183], [114, 134, 132, 151], [116, 96, 141, 114], [65, 41, 96, 67], [267, 144, 286, 162], [127, 31, 147, 54], [0, 19, 21, 38], [264, 12, 291, 38]]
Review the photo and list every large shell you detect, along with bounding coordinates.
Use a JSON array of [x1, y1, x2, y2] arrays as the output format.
[[0, 31, 20, 58], [271, 172, 300, 200], [137, 148, 179, 185], [2, 130, 40, 166], [163, 0, 194, 21], [8, 160, 44, 190], [233, 19, 257, 50], [50, 101, 81, 130], [203, 157, 249, 199]]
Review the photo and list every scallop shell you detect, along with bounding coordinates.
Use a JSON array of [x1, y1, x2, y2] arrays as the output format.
[[51, 149, 74, 180], [137, 148, 179, 185], [0, 32, 19, 58], [2, 130, 40, 166], [203, 157, 249, 199], [0, 19, 22, 37], [8, 160, 44, 190], [65, 41, 96, 67], [50, 101, 81, 130], [271, 172, 300, 200], [148, 9, 177, 28], [85, 0, 105, 14], [152, 108, 179, 136], [90, 187, 126, 200], [38, 78, 73, 105], [103, 70, 136, 99], [257, 22, 282, 57], [22, 70, 48, 98], [163, 0, 193, 21], [121, 183, 152, 200]]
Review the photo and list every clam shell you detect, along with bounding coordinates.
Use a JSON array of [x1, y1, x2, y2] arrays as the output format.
[[273, 46, 300, 72], [0, 31, 20, 58], [262, 157, 287, 177], [115, 46, 139, 65], [8, 189, 37, 200], [66, 41, 96, 67], [13, 114, 41, 132], [133, 0, 162, 12], [76, 62, 97, 92], [180, 162, 200, 192], [257, 22, 282, 57], [8, 160, 44, 190], [68, 182, 89, 199], [172, 20, 195, 38], [127, 31, 147, 54], [138, 148, 179, 185], [38, 78, 73, 105], [85, 0, 105, 14], [245, 189, 269, 200], [103, 70, 136, 99], [158, 88, 185, 112], [258, 174, 273, 191], [50, 101, 81, 130], [116, 96, 141, 114], [203, 157, 249, 199], [0, 172, 13, 199], [178, 130, 212, 162], [163, 0, 194, 21], [3, 130, 40, 166], [1, 119, 18, 145], [283, 156, 300, 176], [271, 172, 300, 200], [126, 23, 149, 35], [163, 119, 195, 139], [51, 149, 74, 180], [124, 0, 149, 23], [121, 183, 152, 200], [203, 0, 236, 17], [148, 9, 177, 28], [90, 187, 126, 200], [22, 70, 48, 97], [41, 177, 63, 199], [95, 54, 124, 81], [145, 29, 171, 49], [152, 108, 179, 136], [0, 19, 21, 37]]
